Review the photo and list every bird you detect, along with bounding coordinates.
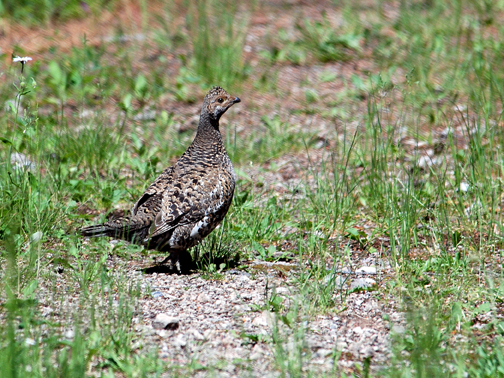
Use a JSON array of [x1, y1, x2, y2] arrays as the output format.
[[80, 86, 241, 273]]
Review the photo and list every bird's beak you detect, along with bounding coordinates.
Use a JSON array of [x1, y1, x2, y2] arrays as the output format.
[[232, 97, 241, 104]]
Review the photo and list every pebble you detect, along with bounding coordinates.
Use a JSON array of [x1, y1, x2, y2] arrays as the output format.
[[360, 345, 375, 357], [190, 329, 205, 341], [172, 334, 186, 348], [334, 276, 348, 289], [355, 266, 377, 275], [315, 348, 333, 358], [350, 278, 377, 290], [133, 110, 156, 121], [252, 311, 274, 327], [459, 182, 470, 192], [275, 287, 290, 295], [348, 342, 362, 356], [391, 324, 406, 334], [353, 326, 364, 335], [64, 330, 75, 340], [250, 344, 268, 360], [336, 341, 348, 350], [197, 293, 210, 302], [152, 313, 180, 330]]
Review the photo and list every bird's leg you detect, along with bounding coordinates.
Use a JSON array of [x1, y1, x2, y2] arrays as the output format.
[[156, 255, 174, 271], [157, 251, 180, 273], [175, 257, 181, 274], [157, 255, 171, 265]]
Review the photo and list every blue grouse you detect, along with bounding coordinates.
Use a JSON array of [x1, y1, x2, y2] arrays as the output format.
[[80, 87, 240, 272]]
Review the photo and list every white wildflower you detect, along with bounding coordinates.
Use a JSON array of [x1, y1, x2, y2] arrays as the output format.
[[13, 56, 32, 63], [12, 56, 33, 73]]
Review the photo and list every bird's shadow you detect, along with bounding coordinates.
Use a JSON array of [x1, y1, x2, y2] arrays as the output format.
[[140, 250, 196, 275], [140, 250, 240, 275], [141, 265, 186, 275]]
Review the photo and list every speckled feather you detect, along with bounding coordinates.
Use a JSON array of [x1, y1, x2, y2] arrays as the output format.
[[80, 87, 240, 271]]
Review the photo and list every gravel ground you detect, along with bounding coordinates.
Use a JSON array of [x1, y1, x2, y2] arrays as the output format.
[[133, 256, 403, 376]]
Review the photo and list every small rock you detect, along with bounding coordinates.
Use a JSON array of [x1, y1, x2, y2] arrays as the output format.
[[190, 329, 205, 341], [151, 291, 164, 298], [418, 155, 435, 169], [152, 313, 179, 330], [353, 326, 363, 335], [64, 330, 75, 340], [459, 182, 470, 192], [314, 137, 330, 149], [252, 311, 275, 327], [339, 360, 353, 368], [360, 345, 374, 358], [80, 109, 94, 119], [315, 348, 333, 358], [355, 298, 364, 306], [241, 293, 252, 300], [172, 334, 186, 348], [355, 266, 377, 275], [334, 276, 348, 289], [203, 329, 215, 339], [350, 278, 376, 291], [275, 287, 290, 295], [453, 104, 466, 112], [197, 293, 210, 302], [133, 110, 156, 121], [42, 307, 54, 317], [391, 324, 406, 334], [472, 323, 488, 331], [250, 343, 267, 360], [348, 341, 362, 356], [336, 341, 348, 350], [252, 313, 268, 327], [25, 337, 36, 346]]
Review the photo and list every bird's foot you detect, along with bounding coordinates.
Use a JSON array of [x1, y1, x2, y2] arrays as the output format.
[[174, 258, 182, 274], [156, 252, 181, 274]]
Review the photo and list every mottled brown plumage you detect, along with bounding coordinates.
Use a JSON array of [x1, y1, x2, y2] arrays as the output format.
[[80, 87, 240, 272]]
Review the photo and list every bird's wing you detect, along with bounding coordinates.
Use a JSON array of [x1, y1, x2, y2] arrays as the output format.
[[148, 167, 233, 238], [132, 166, 175, 215]]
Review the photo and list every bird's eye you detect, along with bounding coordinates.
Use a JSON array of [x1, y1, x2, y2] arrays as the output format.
[[217, 98, 224, 103]]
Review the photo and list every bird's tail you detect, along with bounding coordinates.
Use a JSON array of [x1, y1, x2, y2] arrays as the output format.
[[80, 224, 116, 238], [80, 216, 150, 243]]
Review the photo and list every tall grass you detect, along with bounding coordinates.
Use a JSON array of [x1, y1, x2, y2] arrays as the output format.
[[0, 0, 115, 24], [186, 0, 249, 88]]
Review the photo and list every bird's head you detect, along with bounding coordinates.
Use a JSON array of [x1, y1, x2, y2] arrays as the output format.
[[203, 86, 241, 121]]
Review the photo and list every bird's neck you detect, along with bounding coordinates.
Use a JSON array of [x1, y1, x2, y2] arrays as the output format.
[[194, 112, 222, 143]]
